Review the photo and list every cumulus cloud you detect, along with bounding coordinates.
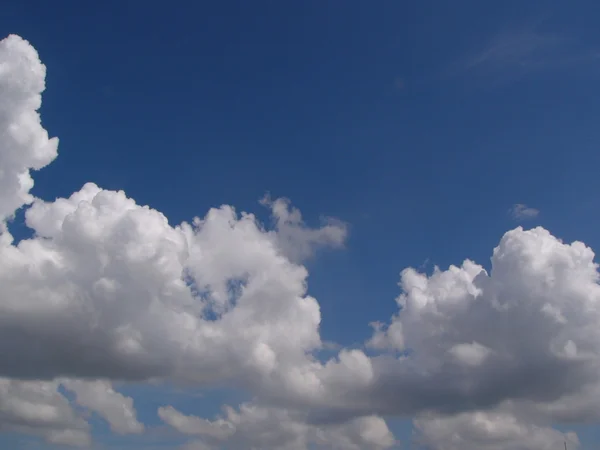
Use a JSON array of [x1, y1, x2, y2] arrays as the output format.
[[510, 203, 540, 220], [61, 379, 144, 434], [354, 227, 600, 418], [0, 378, 90, 447], [0, 375, 146, 447], [2, 33, 600, 450], [159, 402, 395, 450], [2, 182, 329, 388], [414, 410, 579, 450], [0, 35, 58, 223], [0, 33, 351, 447]]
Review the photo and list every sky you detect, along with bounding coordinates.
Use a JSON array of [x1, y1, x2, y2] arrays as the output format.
[[1, 0, 600, 449]]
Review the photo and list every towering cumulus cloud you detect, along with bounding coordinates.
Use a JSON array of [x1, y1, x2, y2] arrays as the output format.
[[0, 34, 597, 449], [0, 35, 58, 223]]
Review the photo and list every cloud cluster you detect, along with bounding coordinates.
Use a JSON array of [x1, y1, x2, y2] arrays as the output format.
[[7, 181, 327, 386], [0, 377, 143, 447], [367, 226, 600, 413], [0, 34, 599, 449]]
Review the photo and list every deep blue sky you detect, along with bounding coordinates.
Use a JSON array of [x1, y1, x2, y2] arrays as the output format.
[[3, 1, 600, 448]]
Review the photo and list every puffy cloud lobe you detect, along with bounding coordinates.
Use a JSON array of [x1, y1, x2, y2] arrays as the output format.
[[1, 180, 329, 388], [260, 194, 347, 263], [159, 403, 396, 450], [0, 35, 58, 222], [1, 184, 192, 380], [352, 227, 600, 419]]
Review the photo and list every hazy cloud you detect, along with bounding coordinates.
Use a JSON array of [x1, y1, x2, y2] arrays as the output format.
[[510, 203, 540, 220], [450, 28, 600, 85]]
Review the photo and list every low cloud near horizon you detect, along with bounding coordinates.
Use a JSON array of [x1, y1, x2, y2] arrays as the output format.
[[0, 34, 597, 449]]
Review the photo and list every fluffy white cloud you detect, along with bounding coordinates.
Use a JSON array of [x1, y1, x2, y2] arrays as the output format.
[[2, 32, 600, 450], [355, 227, 600, 415], [1, 182, 328, 388], [0, 35, 58, 223], [0, 32, 351, 447], [159, 402, 396, 450]]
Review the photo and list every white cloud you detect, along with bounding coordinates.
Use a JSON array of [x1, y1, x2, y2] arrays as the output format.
[[3, 33, 600, 450], [260, 194, 347, 262], [344, 227, 600, 419], [0, 35, 58, 223], [61, 379, 144, 434], [160, 402, 396, 450], [414, 410, 579, 450], [0, 378, 90, 447], [158, 405, 235, 440], [1, 178, 336, 389], [0, 33, 338, 446], [510, 203, 540, 220]]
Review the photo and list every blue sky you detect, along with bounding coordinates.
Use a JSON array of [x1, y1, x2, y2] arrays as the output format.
[[2, 1, 600, 449]]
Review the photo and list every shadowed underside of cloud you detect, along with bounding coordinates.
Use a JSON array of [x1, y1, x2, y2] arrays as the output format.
[[0, 34, 597, 449]]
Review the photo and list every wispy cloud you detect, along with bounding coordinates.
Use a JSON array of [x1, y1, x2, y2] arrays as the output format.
[[510, 203, 540, 221], [450, 27, 600, 84]]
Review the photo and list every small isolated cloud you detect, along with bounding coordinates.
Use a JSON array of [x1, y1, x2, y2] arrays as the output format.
[[510, 203, 540, 220]]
